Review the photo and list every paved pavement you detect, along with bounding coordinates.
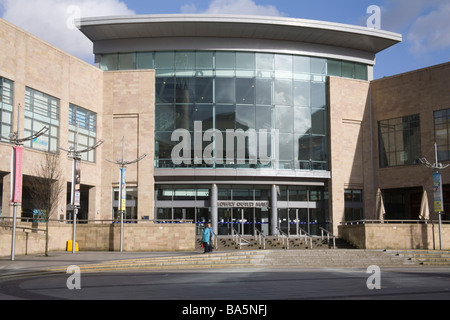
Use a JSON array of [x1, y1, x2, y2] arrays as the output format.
[[0, 251, 203, 273]]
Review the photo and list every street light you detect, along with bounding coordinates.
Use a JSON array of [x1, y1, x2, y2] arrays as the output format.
[[61, 123, 103, 254], [419, 142, 449, 250], [107, 136, 147, 252], [2, 104, 48, 261]]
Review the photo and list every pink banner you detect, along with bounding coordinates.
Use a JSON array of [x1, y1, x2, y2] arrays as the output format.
[[11, 146, 23, 203]]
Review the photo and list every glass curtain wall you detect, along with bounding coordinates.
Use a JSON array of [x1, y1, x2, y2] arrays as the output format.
[[151, 51, 330, 170], [101, 51, 368, 172]]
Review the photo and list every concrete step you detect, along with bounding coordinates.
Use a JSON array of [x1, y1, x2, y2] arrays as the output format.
[[45, 250, 417, 273], [385, 250, 450, 266]]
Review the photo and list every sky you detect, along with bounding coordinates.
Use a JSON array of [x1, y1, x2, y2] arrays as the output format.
[[1, 0, 449, 79]]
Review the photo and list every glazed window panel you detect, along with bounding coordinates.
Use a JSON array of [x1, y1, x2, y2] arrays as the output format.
[[100, 54, 118, 71], [0, 77, 13, 142], [196, 52, 214, 70], [69, 104, 98, 162], [235, 78, 255, 105], [25, 87, 60, 153], [136, 52, 154, 69], [155, 52, 175, 69], [274, 79, 293, 106], [215, 78, 235, 104], [156, 77, 175, 103], [378, 114, 421, 167], [434, 109, 450, 161], [216, 52, 235, 70], [236, 52, 255, 70], [155, 105, 175, 131], [118, 53, 135, 70], [255, 78, 273, 106]]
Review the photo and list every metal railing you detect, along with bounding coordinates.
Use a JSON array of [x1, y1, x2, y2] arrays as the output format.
[[276, 227, 289, 250], [341, 219, 450, 225], [297, 226, 313, 249], [0, 217, 194, 225], [255, 229, 266, 250], [1, 224, 46, 235], [319, 227, 336, 248], [232, 228, 251, 249]]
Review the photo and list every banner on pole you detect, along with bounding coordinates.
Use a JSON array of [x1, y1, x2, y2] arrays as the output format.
[[119, 168, 126, 211], [10, 146, 23, 203], [433, 172, 444, 213], [71, 158, 81, 207]]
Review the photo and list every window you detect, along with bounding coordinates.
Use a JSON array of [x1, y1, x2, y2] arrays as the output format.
[[434, 109, 450, 161], [0, 77, 13, 142], [24, 87, 60, 153], [378, 114, 421, 167], [69, 104, 98, 162], [151, 51, 333, 170], [344, 189, 363, 221]]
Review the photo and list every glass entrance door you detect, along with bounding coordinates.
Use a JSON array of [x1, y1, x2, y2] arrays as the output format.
[[231, 208, 255, 236], [218, 208, 232, 235], [255, 207, 269, 235]]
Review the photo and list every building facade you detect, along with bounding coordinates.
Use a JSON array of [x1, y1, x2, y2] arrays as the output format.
[[1, 14, 447, 240]]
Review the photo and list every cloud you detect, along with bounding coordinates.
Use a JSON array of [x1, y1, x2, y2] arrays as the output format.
[[0, 0, 135, 64], [380, 0, 450, 58], [181, 0, 284, 17], [407, 2, 450, 55]]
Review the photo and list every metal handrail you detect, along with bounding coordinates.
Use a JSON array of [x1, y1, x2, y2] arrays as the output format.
[[232, 228, 251, 249], [212, 231, 218, 250], [319, 227, 336, 249], [297, 226, 313, 249], [276, 227, 289, 250], [255, 229, 266, 250], [1, 224, 46, 234], [341, 219, 450, 225]]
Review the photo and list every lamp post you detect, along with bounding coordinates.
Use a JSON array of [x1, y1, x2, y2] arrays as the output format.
[[419, 142, 449, 250], [107, 136, 147, 252], [3, 104, 48, 261], [61, 123, 103, 253]]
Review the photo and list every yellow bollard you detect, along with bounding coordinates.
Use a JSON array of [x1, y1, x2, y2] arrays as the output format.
[[66, 240, 79, 252]]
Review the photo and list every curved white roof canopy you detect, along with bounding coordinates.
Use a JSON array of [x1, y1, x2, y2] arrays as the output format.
[[77, 14, 402, 65]]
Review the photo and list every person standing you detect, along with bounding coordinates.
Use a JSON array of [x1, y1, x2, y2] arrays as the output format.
[[202, 222, 213, 253]]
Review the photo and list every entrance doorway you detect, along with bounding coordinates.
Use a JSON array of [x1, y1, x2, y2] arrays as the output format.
[[218, 207, 269, 236], [280, 207, 327, 236]]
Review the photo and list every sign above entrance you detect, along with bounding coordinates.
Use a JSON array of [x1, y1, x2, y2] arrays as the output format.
[[217, 201, 269, 208]]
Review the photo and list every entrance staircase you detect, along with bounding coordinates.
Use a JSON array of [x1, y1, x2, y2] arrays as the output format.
[[197, 235, 355, 251]]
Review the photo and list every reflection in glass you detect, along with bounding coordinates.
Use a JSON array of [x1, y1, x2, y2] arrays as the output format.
[[275, 79, 292, 106], [294, 81, 310, 107], [276, 107, 293, 133], [236, 105, 255, 130], [236, 78, 255, 104], [156, 77, 175, 103], [215, 105, 235, 131], [155, 105, 175, 131], [294, 107, 311, 135], [216, 78, 235, 103], [255, 79, 273, 105]]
